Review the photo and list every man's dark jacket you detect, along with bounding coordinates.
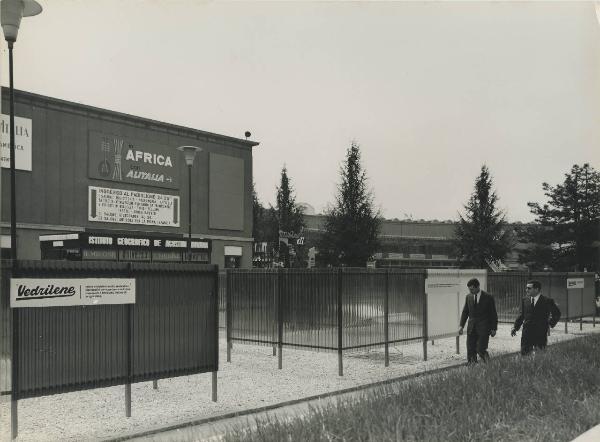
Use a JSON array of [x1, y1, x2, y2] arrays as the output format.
[[460, 290, 498, 335], [513, 294, 561, 345]]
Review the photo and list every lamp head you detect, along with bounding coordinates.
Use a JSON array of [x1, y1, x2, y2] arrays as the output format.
[[177, 145, 202, 166], [1, 0, 42, 43]]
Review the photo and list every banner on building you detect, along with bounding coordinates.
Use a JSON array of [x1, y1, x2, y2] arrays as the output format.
[[0, 114, 32, 171], [10, 278, 136, 308], [88, 130, 179, 189], [88, 186, 180, 227]]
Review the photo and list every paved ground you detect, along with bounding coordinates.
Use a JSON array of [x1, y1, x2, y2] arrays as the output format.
[[0, 322, 598, 442]]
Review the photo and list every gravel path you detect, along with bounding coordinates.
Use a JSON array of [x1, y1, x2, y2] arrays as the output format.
[[0, 322, 598, 442]]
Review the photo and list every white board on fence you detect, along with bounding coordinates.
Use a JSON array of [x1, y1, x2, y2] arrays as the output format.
[[425, 269, 487, 339], [566, 278, 584, 289], [10, 278, 136, 308]]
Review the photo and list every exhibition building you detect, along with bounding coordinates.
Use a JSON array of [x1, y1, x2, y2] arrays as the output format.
[[0, 89, 258, 268]]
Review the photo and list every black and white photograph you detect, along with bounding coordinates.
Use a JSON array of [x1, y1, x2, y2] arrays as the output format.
[[0, 1, 599, 441]]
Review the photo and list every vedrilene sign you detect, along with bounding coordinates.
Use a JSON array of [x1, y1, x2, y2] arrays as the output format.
[[10, 278, 136, 308]]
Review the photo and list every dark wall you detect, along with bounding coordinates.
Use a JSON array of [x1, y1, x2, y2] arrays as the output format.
[[1, 89, 255, 240]]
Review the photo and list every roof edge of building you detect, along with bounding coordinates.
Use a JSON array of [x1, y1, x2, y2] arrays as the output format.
[[4, 87, 260, 149]]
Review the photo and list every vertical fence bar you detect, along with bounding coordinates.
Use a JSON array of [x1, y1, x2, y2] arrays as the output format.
[[456, 292, 460, 354], [277, 269, 283, 370], [226, 270, 232, 363], [565, 287, 569, 334], [212, 371, 217, 402], [125, 304, 132, 417], [125, 263, 133, 418], [274, 269, 278, 358], [337, 268, 343, 376], [422, 288, 428, 361], [384, 269, 389, 368], [213, 266, 219, 402], [580, 288, 583, 331], [11, 308, 18, 440]]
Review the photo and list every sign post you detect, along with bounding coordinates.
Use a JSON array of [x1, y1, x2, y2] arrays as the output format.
[[566, 278, 585, 333]]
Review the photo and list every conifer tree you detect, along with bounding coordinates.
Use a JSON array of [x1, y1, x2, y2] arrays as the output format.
[[319, 142, 381, 267], [455, 165, 513, 268]]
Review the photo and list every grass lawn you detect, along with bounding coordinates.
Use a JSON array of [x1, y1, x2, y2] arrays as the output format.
[[223, 335, 600, 441]]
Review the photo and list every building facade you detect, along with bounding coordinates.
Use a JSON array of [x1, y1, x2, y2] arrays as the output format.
[[302, 214, 526, 270], [1, 89, 258, 268]]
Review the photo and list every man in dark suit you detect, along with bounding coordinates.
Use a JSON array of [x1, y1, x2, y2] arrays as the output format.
[[511, 280, 561, 355], [459, 278, 498, 364]]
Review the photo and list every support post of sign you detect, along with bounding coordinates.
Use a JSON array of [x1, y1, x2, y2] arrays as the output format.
[[226, 270, 232, 363], [125, 384, 131, 418], [11, 308, 18, 440], [212, 266, 219, 403], [456, 292, 460, 354], [277, 268, 283, 370], [580, 288, 583, 331], [337, 268, 343, 376], [11, 264, 19, 440], [384, 270, 389, 368], [565, 288, 569, 335], [125, 264, 133, 418], [212, 371, 217, 402]]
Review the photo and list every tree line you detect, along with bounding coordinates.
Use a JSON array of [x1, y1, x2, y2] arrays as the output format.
[[254, 142, 599, 272]]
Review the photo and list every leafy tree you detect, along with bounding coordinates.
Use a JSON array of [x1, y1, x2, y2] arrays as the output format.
[[455, 165, 513, 268], [274, 166, 306, 267], [251, 184, 276, 244], [319, 142, 381, 267], [519, 163, 600, 272]]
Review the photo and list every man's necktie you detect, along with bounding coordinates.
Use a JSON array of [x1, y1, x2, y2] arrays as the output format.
[[474, 293, 477, 305], [531, 297, 535, 308]]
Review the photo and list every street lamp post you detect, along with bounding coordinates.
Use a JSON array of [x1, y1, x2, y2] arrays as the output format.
[[1, 0, 43, 263], [1, 2, 42, 439], [177, 145, 202, 261]]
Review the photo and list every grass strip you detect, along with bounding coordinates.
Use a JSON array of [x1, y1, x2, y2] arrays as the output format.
[[223, 335, 600, 441]]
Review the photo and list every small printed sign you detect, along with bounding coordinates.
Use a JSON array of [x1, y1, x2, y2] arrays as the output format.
[[0, 114, 32, 171], [10, 278, 136, 308], [566, 278, 585, 289], [88, 186, 180, 227]]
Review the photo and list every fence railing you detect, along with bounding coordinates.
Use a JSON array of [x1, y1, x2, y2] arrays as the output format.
[[1, 260, 219, 438], [225, 268, 597, 374], [226, 268, 426, 375], [488, 271, 596, 325]]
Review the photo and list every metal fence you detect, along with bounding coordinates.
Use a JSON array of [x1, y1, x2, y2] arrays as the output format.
[[487, 271, 596, 324], [226, 268, 426, 374], [1, 260, 219, 400], [225, 268, 596, 374]]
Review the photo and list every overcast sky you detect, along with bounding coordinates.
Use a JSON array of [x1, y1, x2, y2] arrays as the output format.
[[3, 0, 599, 222]]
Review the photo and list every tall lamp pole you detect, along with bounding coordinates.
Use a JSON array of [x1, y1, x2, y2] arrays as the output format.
[[1, 0, 42, 263], [1, 3, 43, 439], [177, 145, 202, 261]]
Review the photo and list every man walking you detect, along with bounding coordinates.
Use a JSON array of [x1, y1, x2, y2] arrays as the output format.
[[459, 278, 498, 364], [511, 280, 561, 355]]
